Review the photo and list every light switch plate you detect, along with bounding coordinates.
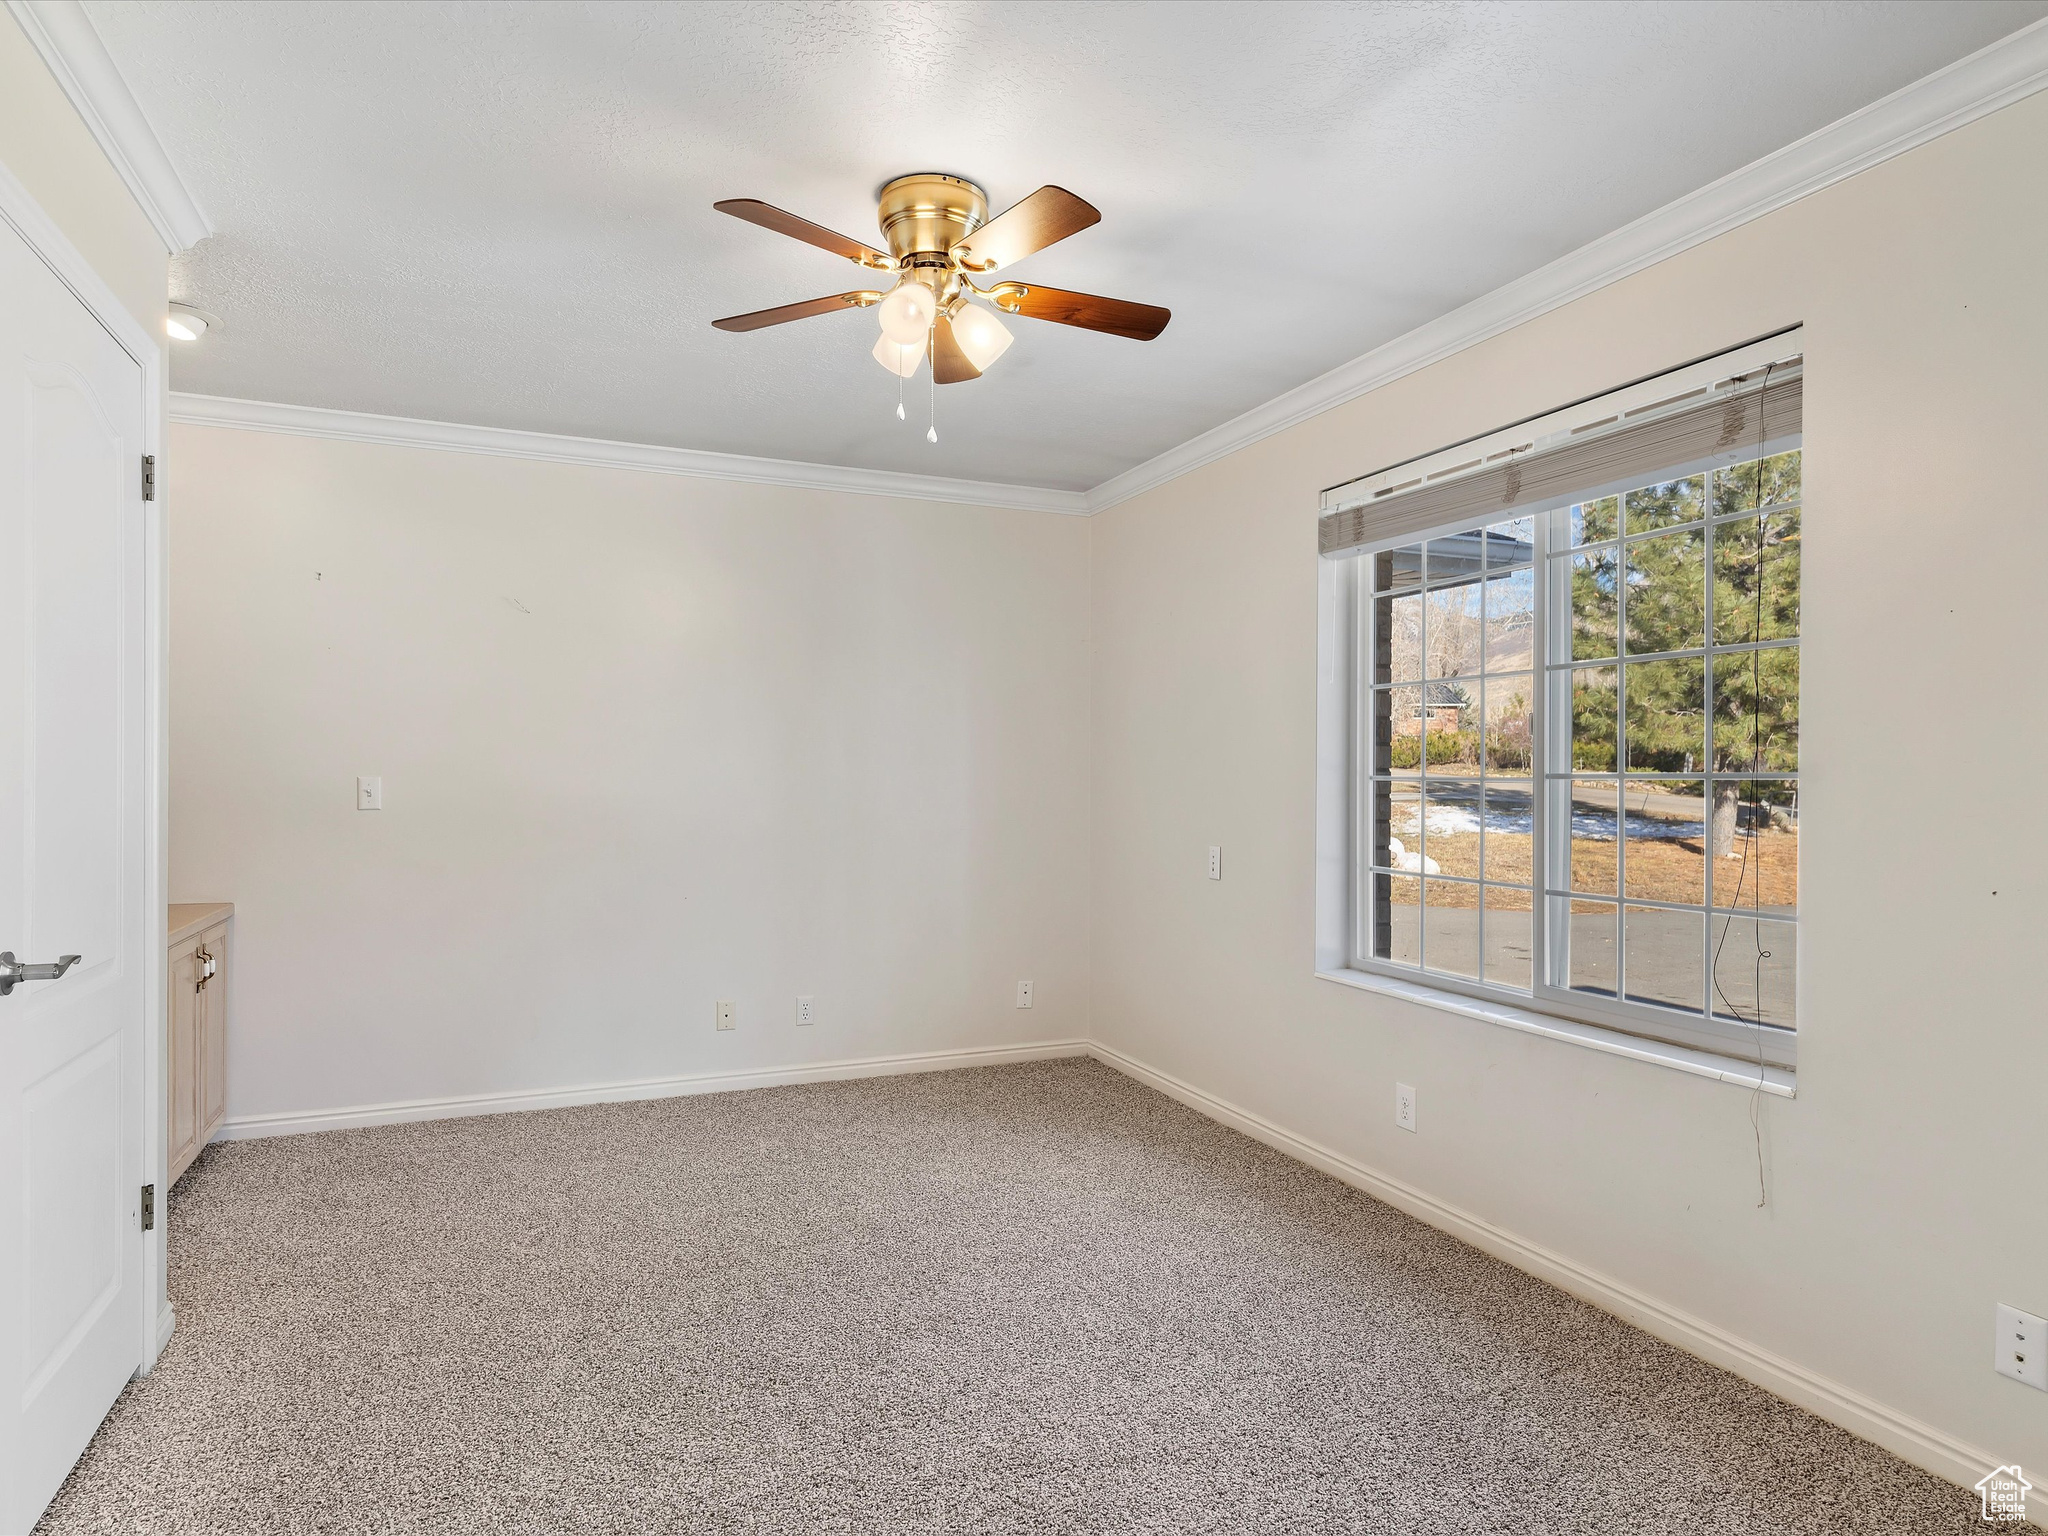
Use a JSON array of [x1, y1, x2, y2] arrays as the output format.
[[1995, 1303, 2047, 1391], [356, 775, 382, 810]]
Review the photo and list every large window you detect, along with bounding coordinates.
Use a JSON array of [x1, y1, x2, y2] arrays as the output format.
[[1320, 344, 1800, 1069]]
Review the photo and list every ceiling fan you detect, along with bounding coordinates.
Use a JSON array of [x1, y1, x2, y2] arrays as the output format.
[[710, 174, 1170, 398]]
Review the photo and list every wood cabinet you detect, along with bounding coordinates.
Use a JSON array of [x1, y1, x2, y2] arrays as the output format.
[[168, 903, 232, 1184]]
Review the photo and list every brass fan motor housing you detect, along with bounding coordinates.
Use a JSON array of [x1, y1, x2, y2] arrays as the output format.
[[876, 173, 988, 262]]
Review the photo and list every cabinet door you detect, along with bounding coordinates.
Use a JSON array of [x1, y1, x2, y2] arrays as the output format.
[[199, 924, 228, 1134], [167, 940, 201, 1177]]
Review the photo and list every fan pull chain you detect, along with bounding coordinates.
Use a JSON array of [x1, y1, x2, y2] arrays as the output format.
[[925, 321, 937, 444], [896, 353, 906, 421]]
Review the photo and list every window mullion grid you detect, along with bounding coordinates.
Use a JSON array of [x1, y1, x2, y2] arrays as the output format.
[[1351, 558, 1369, 965], [1622, 498, 1805, 544], [1346, 448, 1795, 1058], [1615, 508, 1629, 1009], [1616, 891, 1723, 916], [1361, 555, 1392, 970], [1367, 576, 1378, 967], [1611, 637, 1793, 667], [1701, 508, 1716, 1018], [1417, 547, 1429, 974], [1476, 558, 1487, 980], [1707, 495, 1799, 531], [1610, 769, 1786, 781], [1530, 512, 1553, 997]]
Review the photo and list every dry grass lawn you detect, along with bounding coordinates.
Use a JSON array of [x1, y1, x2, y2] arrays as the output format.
[[1395, 829, 1797, 910]]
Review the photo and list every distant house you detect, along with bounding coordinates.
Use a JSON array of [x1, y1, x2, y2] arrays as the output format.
[[1395, 681, 1469, 736]]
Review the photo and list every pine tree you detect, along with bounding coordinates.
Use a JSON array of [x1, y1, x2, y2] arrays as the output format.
[[1570, 454, 1800, 856]]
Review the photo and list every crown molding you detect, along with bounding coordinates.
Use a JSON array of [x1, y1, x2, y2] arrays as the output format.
[[7, 0, 213, 253], [169, 393, 1093, 515], [1082, 16, 2048, 516]]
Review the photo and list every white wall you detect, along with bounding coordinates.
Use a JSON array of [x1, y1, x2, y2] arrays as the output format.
[[0, 16, 166, 337], [1090, 91, 2048, 1488], [168, 428, 1092, 1119]]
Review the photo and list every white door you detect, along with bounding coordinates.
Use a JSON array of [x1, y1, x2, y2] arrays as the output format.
[[0, 210, 151, 1531]]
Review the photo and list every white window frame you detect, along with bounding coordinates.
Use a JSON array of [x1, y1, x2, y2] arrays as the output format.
[[1314, 334, 1802, 1076]]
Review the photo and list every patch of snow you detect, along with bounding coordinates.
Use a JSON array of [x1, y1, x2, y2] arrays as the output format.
[[1389, 800, 1703, 843]]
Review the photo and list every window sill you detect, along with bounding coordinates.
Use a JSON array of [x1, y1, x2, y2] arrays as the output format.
[[1313, 967, 1797, 1098]]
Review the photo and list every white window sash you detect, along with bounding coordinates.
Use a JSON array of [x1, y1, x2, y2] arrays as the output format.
[[1318, 334, 1801, 1071]]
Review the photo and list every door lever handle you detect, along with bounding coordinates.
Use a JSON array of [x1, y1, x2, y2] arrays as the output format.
[[0, 952, 83, 996]]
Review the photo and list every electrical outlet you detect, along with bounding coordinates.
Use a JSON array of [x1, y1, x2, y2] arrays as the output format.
[[1394, 1082, 1417, 1133], [715, 999, 735, 1031], [357, 775, 382, 810], [1995, 1303, 2047, 1391], [796, 995, 815, 1026], [1207, 845, 1221, 880], [1016, 980, 1033, 1009]]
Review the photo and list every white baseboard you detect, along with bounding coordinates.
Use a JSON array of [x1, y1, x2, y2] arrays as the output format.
[[215, 1039, 1091, 1142], [1085, 1040, 2044, 1527], [135, 1302, 174, 1378]]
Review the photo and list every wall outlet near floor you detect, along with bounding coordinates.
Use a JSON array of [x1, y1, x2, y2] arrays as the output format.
[[1394, 1082, 1417, 1133], [715, 999, 735, 1031], [1995, 1303, 2047, 1390], [1016, 980, 1033, 1009], [1207, 845, 1221, 880], [356, 775, 382, 810], [796, 995, 815, 1026]]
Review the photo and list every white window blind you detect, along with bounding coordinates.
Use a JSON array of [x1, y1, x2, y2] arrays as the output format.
[[1320, 362, 1802, 558]]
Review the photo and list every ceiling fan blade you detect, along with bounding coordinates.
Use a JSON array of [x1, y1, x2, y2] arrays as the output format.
[[710, 291, 881, 332], [985, 282, 1170, 341], [950, 186, 1100, 272], [929, 314, 983, 384], [714, 199, 896, 270]]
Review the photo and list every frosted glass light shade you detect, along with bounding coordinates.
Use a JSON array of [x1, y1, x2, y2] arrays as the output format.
[[872, 333, 922, 378], [950, 302, 1013, 372], [166, 303, 211, 341], [878, 280, 940, 344]]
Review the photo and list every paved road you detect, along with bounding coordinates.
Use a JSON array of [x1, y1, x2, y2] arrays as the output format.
[[1384, 904, 1793, 1027]]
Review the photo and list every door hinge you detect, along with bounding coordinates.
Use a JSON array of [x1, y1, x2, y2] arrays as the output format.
[[141, 454, 156, 502], [141, 1183, 155, 1232]]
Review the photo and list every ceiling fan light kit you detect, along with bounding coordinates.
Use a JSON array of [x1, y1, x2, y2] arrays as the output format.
[[871, 334, 923, 379], [713, 172, 1169, 438], [949, 303, 1013, 372], [877, 278, 941, 345]]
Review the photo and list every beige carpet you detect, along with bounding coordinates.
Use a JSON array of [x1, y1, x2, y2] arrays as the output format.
[[39, 1058, 1988, 1533]]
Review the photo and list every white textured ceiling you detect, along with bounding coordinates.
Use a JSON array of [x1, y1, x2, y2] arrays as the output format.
[[89, 0, 2047, 491]]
